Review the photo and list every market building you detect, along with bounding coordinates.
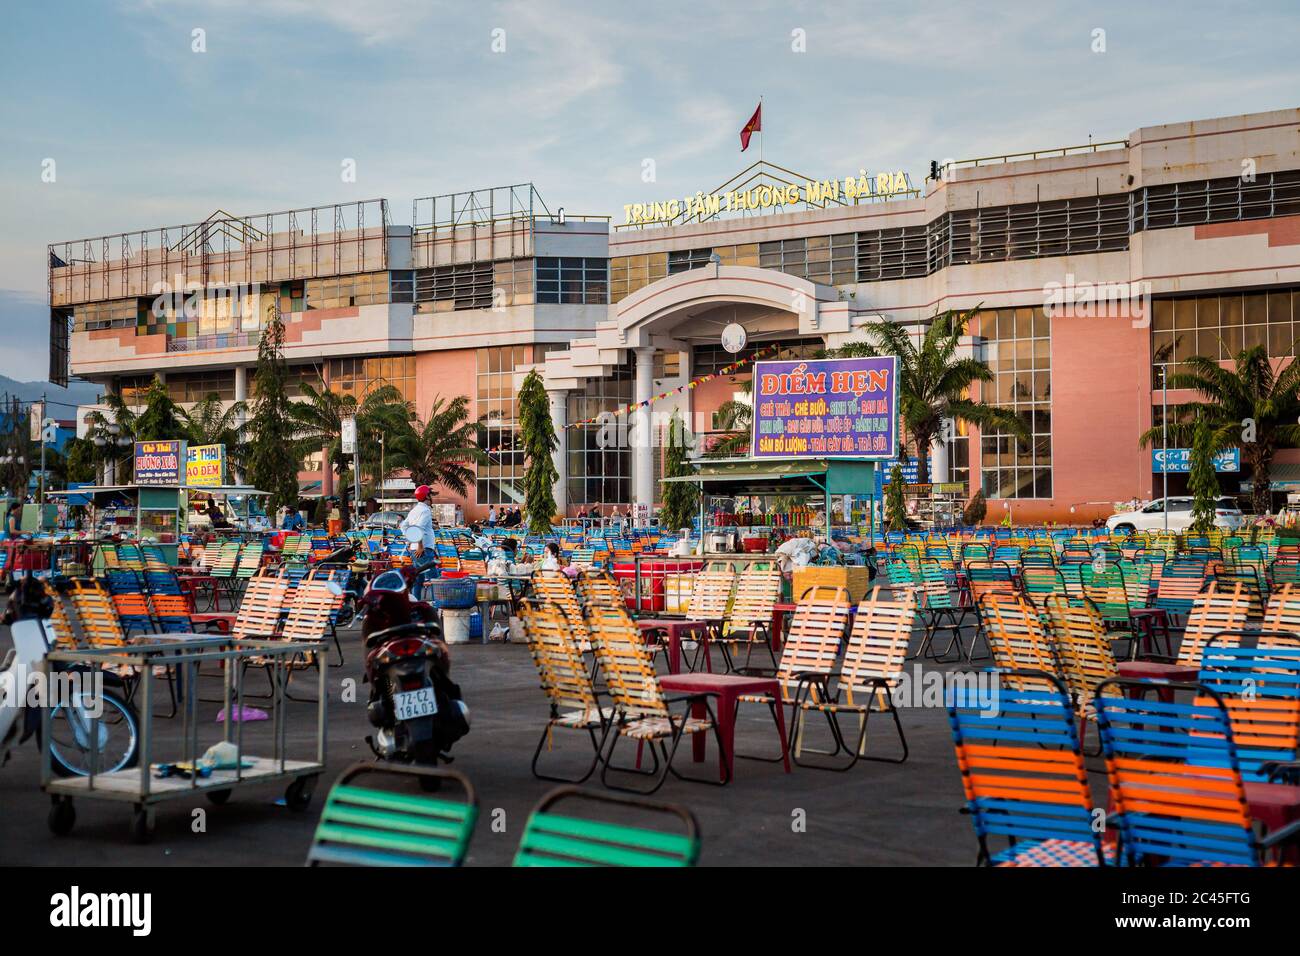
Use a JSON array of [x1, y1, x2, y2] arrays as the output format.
[[48, 107, 1300, 523]]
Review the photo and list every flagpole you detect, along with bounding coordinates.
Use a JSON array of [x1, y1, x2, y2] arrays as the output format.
[[759, 95, 764, 166]]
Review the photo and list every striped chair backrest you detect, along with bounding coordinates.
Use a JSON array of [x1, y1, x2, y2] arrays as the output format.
[[1043, 596, 1119, 715], [948, 674, 1102, 865], [979, 593, 1057, 689], [1095, 689, 1257, 866], [514, 788, 699, 867], [232, 569, 290, 640], [686, 570, 735, 620], [1197, 641, 1300, 783], [519, 600, 602, 719], [726, 568, 780, 630], [281, 579, 342, 642], [775, 586, 850, 700], [840, 589, 915, 703], [1263, 583, 1300, 634], [574, 569, 622, 608], [307, 764, 478, 867], [586, 603, 668, 719], [67, 579, 127, 649], [1176, 583, 1253, 667]]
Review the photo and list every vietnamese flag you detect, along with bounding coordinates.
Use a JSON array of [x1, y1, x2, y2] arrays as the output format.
[[740, 102, 762, 151]]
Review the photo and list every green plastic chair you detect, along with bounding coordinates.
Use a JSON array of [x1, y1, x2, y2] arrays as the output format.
[[307, 763, 478, 867], [514, 786, 700, 867]]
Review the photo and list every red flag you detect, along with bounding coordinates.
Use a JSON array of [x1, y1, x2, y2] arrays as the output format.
[[740, 103, 762, 151]]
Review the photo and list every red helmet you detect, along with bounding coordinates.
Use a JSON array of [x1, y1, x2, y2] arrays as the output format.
[[414, 485, 431, 501]]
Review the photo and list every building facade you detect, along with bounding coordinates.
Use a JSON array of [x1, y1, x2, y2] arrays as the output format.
[[49, 109, 1300, 522]]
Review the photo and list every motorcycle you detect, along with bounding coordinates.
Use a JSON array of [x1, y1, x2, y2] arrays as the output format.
[[358, 562, 469, 786], [313, 538, 366, 628], [1, 576, 140, 786]]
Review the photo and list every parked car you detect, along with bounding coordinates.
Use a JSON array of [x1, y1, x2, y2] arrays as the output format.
[[1105, 496, 1245, 534], [362, 510, 406, 531]]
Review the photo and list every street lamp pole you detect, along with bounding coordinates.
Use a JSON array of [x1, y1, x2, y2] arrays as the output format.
[[1161, 364, 1169, 532]]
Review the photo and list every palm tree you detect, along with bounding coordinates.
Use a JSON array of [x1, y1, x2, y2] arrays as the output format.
[[391, 395, 486, 496], [1139, 345, 1300, 517], [708, 379, 753, 458], [180, 394, 247, 477], [287, 381, 412, 522], [832, 307, 1029, 485]]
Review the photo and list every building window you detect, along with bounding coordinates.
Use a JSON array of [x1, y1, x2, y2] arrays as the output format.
[[859, 227, 929, 281], [414, 259, 533, 312], [1152, 288, 1300, 387], [535, 257, 607, 305], [166, 370, 236, 403], [978, 307, 1052, 499], [305, 272, 390, 310], [476, 345, 540, 506], [691, 338, 823, 376], [327, 355, 416, 404], [610, 253, 667, 303], [1133, 170, 1300, 232], [567, 362, 633, 507], [74, 298, 141, 333], [667, 248, 713, 274]]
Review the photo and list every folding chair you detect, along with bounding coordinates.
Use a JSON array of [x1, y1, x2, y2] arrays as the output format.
[[1042, 595, 1121, 754], [788, 589, 913, 769], [980, 593, 1059, 690], [713, 567, 781, 673], [912, 560, 971, 663], [681, 569, 736, 672], [1095, 681, 1300, 866], [1118, 582, 1252, 682], [513, 785, 700, 867], [948, 670, 1112, 866], [733, 585, 851, 762], [307, 762, 477, 867], [519, 599, 613, 784], [586, 603, 729, 794]]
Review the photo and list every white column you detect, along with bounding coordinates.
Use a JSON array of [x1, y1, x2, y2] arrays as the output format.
[[547, 389, 568, 516], [633, 348, 655, 519], [233, 365, 249, 484], [930, 423, 951, 484]]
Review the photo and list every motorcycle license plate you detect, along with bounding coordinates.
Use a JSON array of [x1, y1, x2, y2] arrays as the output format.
[[393, 688, 438, 721]]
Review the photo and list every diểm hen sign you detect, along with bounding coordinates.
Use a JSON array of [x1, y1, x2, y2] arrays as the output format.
[[750, 356, 897, 460]]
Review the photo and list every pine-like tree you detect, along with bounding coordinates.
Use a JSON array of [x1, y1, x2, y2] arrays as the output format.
[[1187, 415, 1220, 534], [518, 370, 557, 535], [246, 314, 301, 513], [884, 461, 909, 533], [659, 411, 699, 531]]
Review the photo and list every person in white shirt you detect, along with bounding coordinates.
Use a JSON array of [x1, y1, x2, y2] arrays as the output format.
[[400, 485, 437, 555]]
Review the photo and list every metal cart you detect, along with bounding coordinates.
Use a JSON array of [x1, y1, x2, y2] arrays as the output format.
[[41, 635, 327, 843]]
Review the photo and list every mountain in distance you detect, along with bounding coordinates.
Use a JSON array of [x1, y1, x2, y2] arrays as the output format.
[[0, 376, 104, 421]]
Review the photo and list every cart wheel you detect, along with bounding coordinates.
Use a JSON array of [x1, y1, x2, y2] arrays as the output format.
[[129, 806, 155, 844], [206, 788, 232, 806], [285, 776, 315, 812], [48, 798, 75, 836]]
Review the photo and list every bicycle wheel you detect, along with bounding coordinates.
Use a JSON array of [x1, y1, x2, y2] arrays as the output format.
[[48, 691, 140, 777]]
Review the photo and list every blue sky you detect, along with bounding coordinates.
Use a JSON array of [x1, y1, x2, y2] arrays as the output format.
[[1, 0, 1298, 379]]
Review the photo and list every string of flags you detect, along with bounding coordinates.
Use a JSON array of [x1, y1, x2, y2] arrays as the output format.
[[565, 343, 781, 429]]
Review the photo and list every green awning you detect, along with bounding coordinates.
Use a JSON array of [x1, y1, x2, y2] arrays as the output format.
[[662, 458, 876, 497], [1240, 462, 1300, 491]]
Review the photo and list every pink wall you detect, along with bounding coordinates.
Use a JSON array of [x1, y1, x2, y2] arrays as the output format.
[[414, 349, 483, 520], [1044, 304, 1153, 523]]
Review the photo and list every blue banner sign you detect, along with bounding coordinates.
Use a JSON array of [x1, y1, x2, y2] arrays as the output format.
[[1151, 448, 1240, 473]]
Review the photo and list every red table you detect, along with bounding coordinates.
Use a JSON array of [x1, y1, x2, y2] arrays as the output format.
[[660, 673, 791, 781], [636, 619, 712, 674]]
